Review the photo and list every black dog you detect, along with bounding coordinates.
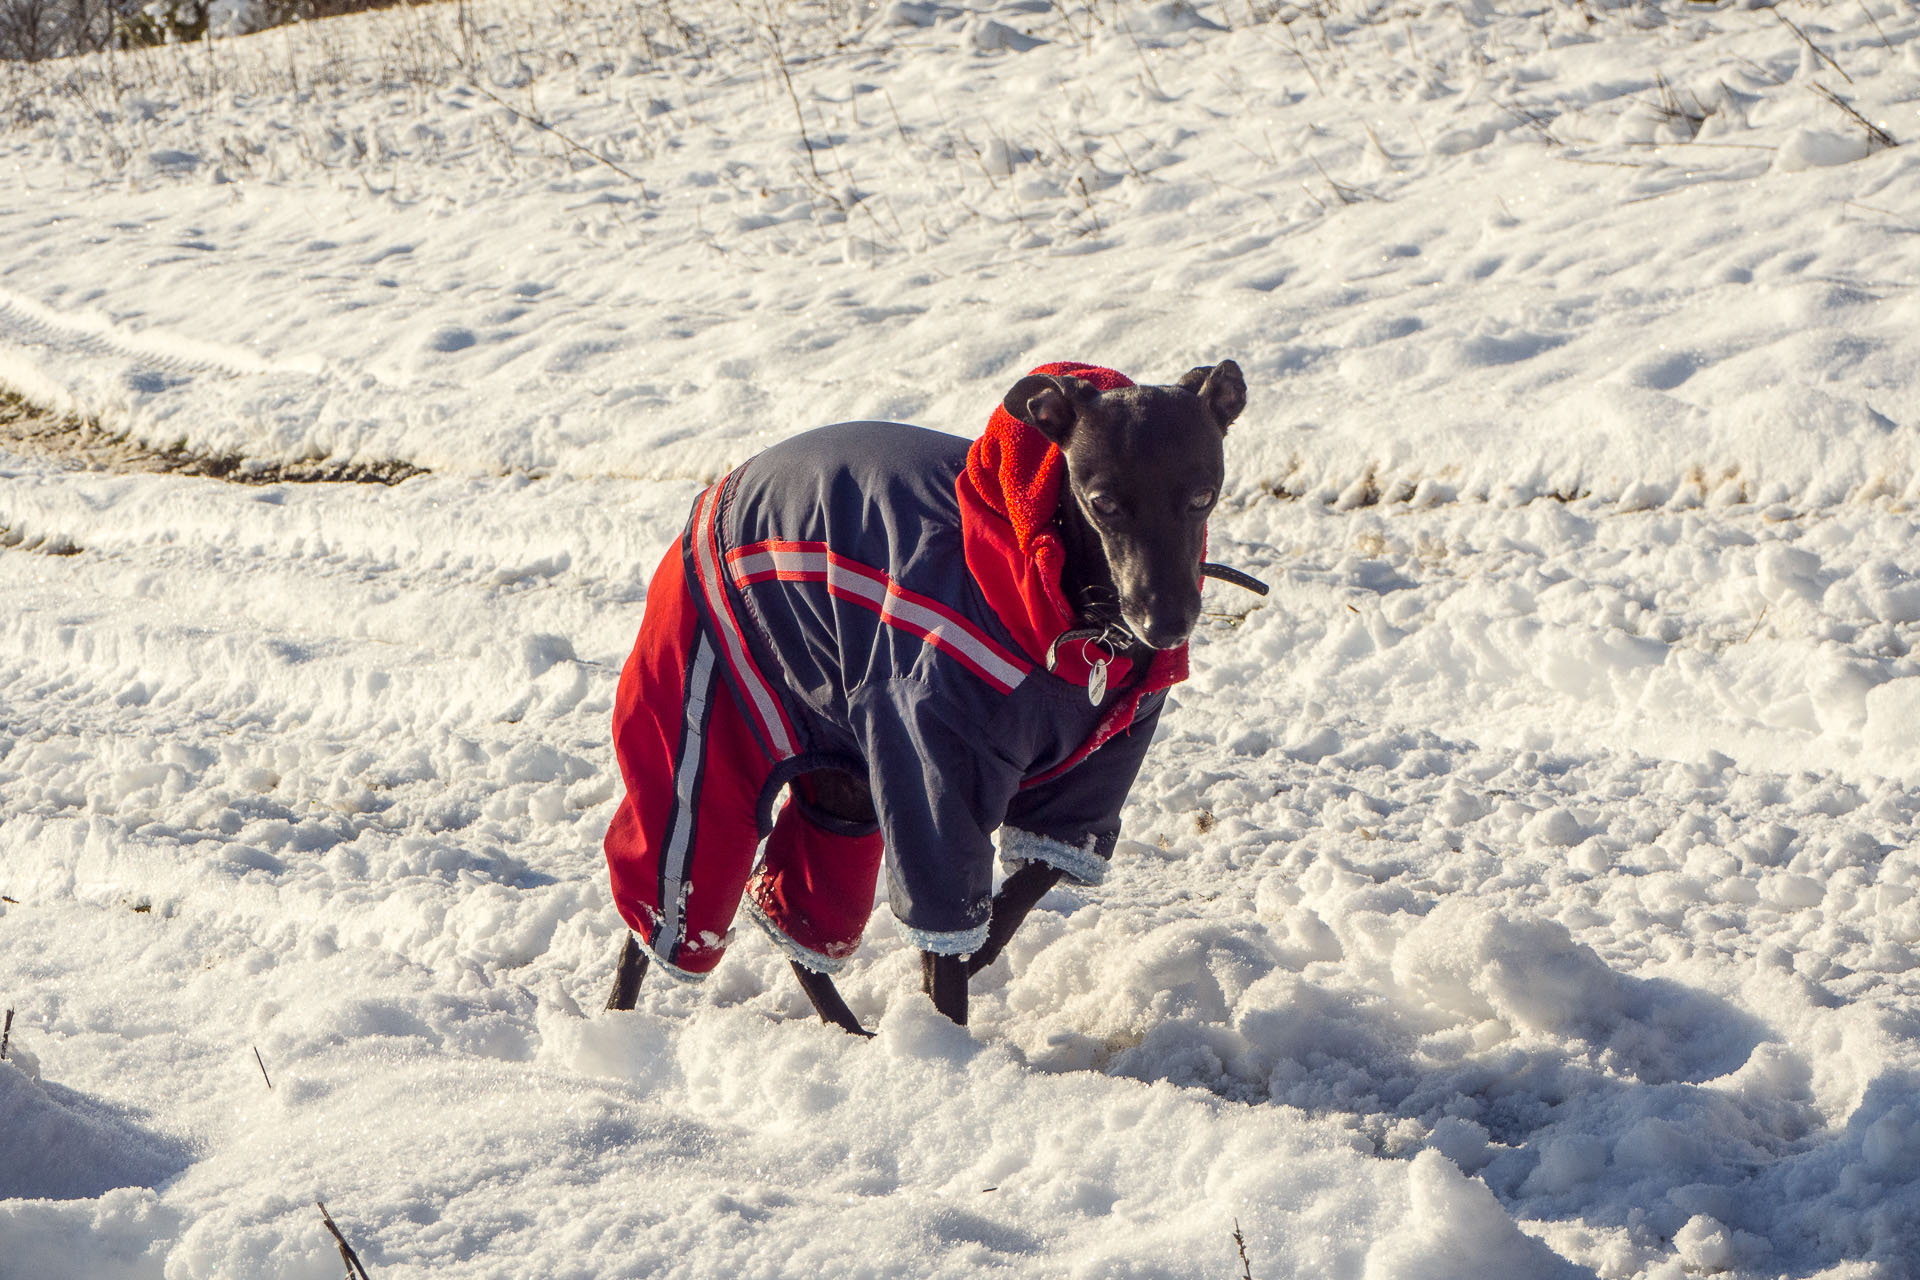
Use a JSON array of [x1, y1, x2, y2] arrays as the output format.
[[603, 360, 1249, 1032]]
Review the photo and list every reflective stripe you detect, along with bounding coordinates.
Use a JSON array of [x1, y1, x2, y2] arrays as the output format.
[[689, 485, 797, 759], [657, 633, 718, 955], [727, 540, 1031, 695]]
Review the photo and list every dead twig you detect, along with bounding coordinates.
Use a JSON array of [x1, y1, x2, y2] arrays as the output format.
[[1774, 8, 1852, 85], [1843, 200, 1919, 231], [1650, 70, 1706, 140], [1496, 98, 1559, 146], [1299, 143, 1368, 204], [1234, 1218, 1255, 1280], [461, 74, 654, 195], [2, 1009, 12, 1060], [318, 1202, 373, 1280], [1809, 81, 1897, 152], [1856, 0, 1891, 50], [756, 0, 825, 185], [253, 1046, 273, 1090]]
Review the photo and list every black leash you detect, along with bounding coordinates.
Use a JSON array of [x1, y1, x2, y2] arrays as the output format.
[[1201, 561, 1270, 596]]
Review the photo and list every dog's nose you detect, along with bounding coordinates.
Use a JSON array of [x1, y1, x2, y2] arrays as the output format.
[[1139, 626, 1188, 650], [1129, 599, 1200, 650]]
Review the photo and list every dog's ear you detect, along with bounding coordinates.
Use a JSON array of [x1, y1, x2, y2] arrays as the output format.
[[1177, 361, 1247, 432], [1003, 374, 1095, 445]]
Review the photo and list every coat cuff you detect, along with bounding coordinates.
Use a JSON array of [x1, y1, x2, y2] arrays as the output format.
[[897, 919, 991, 956], [633, 929, 712, 984], [999, 827, 1110, 886], [743, 894, 850, 975]]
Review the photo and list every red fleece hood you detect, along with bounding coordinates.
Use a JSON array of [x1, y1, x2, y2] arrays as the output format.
[[956, 362, 1190, 721]]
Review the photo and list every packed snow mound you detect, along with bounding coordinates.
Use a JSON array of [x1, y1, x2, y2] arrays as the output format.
[[0, 1189, 178, 1280], [1392, 899, 1628, 1040], [1363, 1150, 1587, 1280]]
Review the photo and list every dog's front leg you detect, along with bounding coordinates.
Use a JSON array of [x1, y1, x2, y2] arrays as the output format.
[[921, 952, 969, 1026], [966, 861, 1064, 976], [920, 862, 1069, 1024]]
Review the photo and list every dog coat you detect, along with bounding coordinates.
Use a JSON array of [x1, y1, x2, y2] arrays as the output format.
[[605, 363, 1190, 978]]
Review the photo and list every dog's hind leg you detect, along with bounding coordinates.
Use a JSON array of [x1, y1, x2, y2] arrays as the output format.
[[605, 934, 650, 1012], [789, 962, 875, 1037], [966, 862, 1065, 977], [921, 952, 970, 1026]]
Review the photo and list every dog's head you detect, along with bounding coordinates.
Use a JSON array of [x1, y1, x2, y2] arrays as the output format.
[[1002, 361, 1245, 651]]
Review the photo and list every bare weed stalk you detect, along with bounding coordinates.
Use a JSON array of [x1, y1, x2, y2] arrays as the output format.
[[1773, 7, 1851, 84], [1810, 80, 1897, 152], [752, 0, 825, 184], [318, 1202, 373, 1279]]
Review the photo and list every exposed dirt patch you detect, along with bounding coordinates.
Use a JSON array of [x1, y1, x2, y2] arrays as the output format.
[[0, 391, 427, 486]]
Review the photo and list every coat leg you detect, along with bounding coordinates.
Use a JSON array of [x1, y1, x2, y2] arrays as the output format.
[[921, 951, 969, 1026], [605, 934, 650, 1012], [967, 862, 1065, 977], [605, 543, 777, 980], [747, 776, 885, 973]]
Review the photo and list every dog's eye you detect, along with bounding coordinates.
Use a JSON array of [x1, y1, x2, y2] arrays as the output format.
[[1189, 489, 1217, 510], [1089, 494, 1122, 518]]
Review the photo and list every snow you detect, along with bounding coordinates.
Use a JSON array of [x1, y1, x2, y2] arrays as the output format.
[[2, 0, 1919, 1274]]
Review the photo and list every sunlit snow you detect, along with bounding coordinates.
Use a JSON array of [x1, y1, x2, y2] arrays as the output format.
[[2, 0, 1918, 1274]]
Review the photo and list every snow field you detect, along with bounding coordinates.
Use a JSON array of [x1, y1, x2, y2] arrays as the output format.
[[4, 0, 1920, 1273], [0, 0, 1916, 497], [9, 455, 1920, 1274]]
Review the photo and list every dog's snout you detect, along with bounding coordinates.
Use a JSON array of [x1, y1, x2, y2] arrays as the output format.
[[1126, 593, 1202, 650], [1137, 624, 1189, 650]]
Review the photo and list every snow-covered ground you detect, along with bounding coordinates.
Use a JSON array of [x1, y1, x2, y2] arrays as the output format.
[[3, 0, 1919, 1274]]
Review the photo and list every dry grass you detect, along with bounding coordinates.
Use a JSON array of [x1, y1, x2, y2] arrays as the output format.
[[0, 390, 426, 484]]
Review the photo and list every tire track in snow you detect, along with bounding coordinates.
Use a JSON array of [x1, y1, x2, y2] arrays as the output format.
[[0, 285, 314, 380], [1230, 463, 1920, 524], [0, 467, 651, 878], [0, 477, 630, 984]]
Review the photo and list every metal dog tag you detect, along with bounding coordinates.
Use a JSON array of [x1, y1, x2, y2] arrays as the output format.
[[1088, 659, 1108, 705]]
